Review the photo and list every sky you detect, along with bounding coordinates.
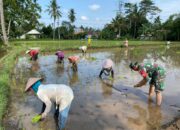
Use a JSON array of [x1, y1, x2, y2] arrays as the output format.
[[37, 0, 180, 29]]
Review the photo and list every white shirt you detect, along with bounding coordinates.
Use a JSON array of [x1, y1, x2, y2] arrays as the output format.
[[37, 84, 74, 118]]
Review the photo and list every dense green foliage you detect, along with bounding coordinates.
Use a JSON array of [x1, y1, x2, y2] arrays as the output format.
[[1, 0, 180, 43], [3, 0, 41, 38]]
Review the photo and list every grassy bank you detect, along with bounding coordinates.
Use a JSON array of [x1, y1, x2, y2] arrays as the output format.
[[0, 39, 180, 124], [11, 40, 180, 52], [0, 46, 23, 124]]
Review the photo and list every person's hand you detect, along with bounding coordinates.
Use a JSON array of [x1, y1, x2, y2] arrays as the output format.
[[40, 113, 46, 121], [134, 84, 139, 88]]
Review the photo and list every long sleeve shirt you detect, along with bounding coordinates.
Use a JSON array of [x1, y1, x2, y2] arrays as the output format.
[[36, 84, 74, 118]]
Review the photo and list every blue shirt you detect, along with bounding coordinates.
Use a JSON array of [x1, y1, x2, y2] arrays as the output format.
[[32, 81, 41, 93]]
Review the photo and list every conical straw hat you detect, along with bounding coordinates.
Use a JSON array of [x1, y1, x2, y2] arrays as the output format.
[[25, 78, 43, 92]]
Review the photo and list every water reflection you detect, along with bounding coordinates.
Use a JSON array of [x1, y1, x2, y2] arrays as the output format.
[[67, 71, 79, 86], [3, 45, 180, 130], [56, 62, 65, 75], [31, 61, 40, 72], [100, 78, 113, 97], [127, 102, 162, 130]]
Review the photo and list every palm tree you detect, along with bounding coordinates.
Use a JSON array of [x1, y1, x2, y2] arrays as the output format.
[[68, 9, 76, 25], [68, 9, 76, 38], [0, 0, 8, 46], [111, 15, 126, 38], [46, 0, 61, 40], [125, 3, 141, 38]]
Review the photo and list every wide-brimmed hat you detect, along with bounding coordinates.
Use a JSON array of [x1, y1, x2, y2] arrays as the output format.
[[26, 50, 31, 54], [25, 78, 43, 92], [102, 59, 113, 69]]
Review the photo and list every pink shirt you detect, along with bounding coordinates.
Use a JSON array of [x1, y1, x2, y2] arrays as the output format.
[[68, 56, 79, 63]]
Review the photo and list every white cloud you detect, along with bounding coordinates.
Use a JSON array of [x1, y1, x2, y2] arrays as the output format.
[[89, 4, 100, 11], [81, 16, 88, 21]]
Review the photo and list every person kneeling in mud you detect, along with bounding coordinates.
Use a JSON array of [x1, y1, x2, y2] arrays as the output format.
[[99, 59, 114, 79], [25, 78, 74, 130], [26, 49, 39, 61], [79, 46, 87, 54], [129, 62, 166, 106], [68, 56, 79, 71], [55, 51, 64, 63]]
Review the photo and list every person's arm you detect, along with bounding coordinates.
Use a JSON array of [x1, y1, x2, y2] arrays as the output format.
[[134, 69, 148, 87], [99, 69, 104, 78], [38, 93, 52, 119], [134, 78, 147, 87]]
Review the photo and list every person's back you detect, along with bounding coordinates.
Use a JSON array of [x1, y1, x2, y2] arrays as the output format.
[[138, 62, 165, 78], [37, 84, 74, 105], [29, 49, 39, 56], [56, 51, 64, 58]]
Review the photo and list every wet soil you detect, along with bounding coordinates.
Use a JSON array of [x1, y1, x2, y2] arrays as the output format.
[[2, 45, 180, 130]]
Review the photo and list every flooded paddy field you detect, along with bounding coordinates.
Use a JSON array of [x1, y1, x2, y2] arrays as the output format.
[[2, 45, 180, 130]]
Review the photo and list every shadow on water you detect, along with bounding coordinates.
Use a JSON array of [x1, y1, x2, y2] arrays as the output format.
[[2, 45, 180, 130]]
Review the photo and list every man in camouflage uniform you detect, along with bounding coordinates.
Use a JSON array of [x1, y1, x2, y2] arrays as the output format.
[[129, 62, 166, 106]]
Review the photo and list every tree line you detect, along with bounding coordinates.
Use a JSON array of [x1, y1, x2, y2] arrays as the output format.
[[0, 0, 180, 46]]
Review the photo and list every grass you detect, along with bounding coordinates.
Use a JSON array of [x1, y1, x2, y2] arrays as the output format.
[[0, 39, 180, 125], [11, 39, 180, 52]]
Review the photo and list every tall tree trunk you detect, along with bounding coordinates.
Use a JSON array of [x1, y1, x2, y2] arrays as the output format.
[[8, 19, 11, 36], [58, 18, 60, 40], [118, 27, 121, 38], [133, 22, 137, 39], [53, 19, 56, 40], [0, 0, 9, 46]]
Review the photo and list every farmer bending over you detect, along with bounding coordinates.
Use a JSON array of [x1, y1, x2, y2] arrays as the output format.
[[129, 62, 166, 106], [124, 38, 128, 47], [79, 46, 87, 54], [25, 78, 74, 130], [68, 56, 79, 71], [26, 49, 39, 61], [55, 51, 64, 63], [99, 59, 114, 79]]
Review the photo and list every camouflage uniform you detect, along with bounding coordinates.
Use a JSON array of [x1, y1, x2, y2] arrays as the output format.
[[138, 63, 166, 92]]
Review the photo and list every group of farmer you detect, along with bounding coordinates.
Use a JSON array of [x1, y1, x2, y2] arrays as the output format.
[[25, 41, 166, 130]]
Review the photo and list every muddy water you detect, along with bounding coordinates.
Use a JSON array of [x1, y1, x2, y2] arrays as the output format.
[[3, 45, 180, 130]]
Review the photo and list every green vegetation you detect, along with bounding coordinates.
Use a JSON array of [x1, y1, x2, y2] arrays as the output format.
[[0, 40, 180, 123], [11, 40, 180, 52], [0, 45, 23, 122]]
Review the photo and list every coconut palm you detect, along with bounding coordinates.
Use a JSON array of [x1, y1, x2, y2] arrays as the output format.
[[68, 9, 76, 25], [111, 14, 126, 38], [46, 0, 61, 40], [0, 0, 8, 46], [68, 9, 76, 38]]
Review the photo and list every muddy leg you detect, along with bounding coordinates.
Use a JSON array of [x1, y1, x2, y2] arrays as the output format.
[[33, 53, 38, 61], [72, 63, 77, 71], [156, 91, 162, 106], [148, 85, 155, 102]]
